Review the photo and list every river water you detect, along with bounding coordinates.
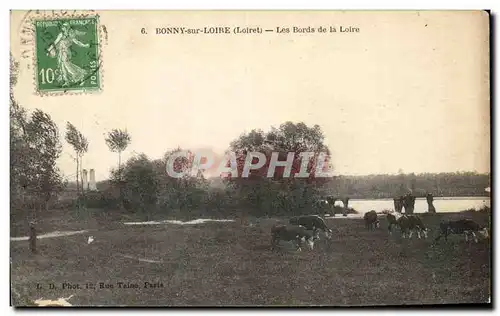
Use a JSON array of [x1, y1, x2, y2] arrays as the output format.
[[340, 197, 491, 215]]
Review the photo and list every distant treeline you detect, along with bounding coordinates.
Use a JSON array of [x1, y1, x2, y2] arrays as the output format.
[[76, 171, 491, 200], [321, 172, 490, 199]]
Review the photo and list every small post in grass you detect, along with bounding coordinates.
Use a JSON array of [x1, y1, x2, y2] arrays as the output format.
[[29, 221, 37, 254]]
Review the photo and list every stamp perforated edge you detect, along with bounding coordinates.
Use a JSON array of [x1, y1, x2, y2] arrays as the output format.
[[27, 11, 105, 97]]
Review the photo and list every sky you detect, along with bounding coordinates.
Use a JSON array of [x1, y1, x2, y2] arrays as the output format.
[[10, 10, 490, 181]]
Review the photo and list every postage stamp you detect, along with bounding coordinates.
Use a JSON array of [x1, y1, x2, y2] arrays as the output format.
[[34, 16, 101, 94]]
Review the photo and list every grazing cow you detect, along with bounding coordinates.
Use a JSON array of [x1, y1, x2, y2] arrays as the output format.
[[364, 210, 380, 230], [271, 224, 315, 251], [396, 215, 411, 238], [435, 219, 489, 243], [386, 211, 403, 235], [385, 211, 425, 238], [398, 215, 428, 239], [289, 215, 333, 239]]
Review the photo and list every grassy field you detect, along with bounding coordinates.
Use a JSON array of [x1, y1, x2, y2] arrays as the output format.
[[10, 209, 491, 306]]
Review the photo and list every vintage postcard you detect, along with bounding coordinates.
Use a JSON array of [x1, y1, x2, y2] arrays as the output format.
[[10, 10, 491, 307]]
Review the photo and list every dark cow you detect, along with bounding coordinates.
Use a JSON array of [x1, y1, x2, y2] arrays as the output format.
[[435, 219, 489, 243], [396, 215, 411, 238], [385, 211, 426, 238], [271, 224, 315, 251], [386, 212, 402, 235], [289, 215, 333, 239], [398, 215, 428, 239], [364, 210, 380, 230]]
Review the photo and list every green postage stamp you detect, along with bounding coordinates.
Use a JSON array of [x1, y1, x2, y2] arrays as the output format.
[[34, 16, 101, 94]]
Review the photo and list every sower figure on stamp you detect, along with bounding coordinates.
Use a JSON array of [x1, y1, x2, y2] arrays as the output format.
[[47, 22, 90, 87]]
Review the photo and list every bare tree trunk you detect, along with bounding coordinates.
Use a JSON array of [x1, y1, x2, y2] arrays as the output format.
[[79, 155, 83, 192], [118, 151, 122, 180], [30, 198, 37, 223], [118, 151, 124, 210], [44, 191, 50, 211], [76, 157, 80, 195], [80, 155, 86, 199]]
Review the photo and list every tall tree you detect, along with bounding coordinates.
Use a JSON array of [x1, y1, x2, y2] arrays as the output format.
[[65, 122, 88, 195], [227, 121, 332, 215], [10, 53, 19, 99], [105, 129, 131, 180], [11, 53, 63, 214], [11, 109, 63, 212], [110, 153, 158, 214], [159, 148, 199, 211], [26, 110, 63, 211], [229, 122, 332, 182], [10, 53, 25, 207]]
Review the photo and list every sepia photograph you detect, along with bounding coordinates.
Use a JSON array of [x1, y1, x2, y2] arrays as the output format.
[[9, 10, 491, 307]]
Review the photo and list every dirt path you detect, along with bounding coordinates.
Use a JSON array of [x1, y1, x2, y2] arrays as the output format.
[[10, 230, 90, 241]]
